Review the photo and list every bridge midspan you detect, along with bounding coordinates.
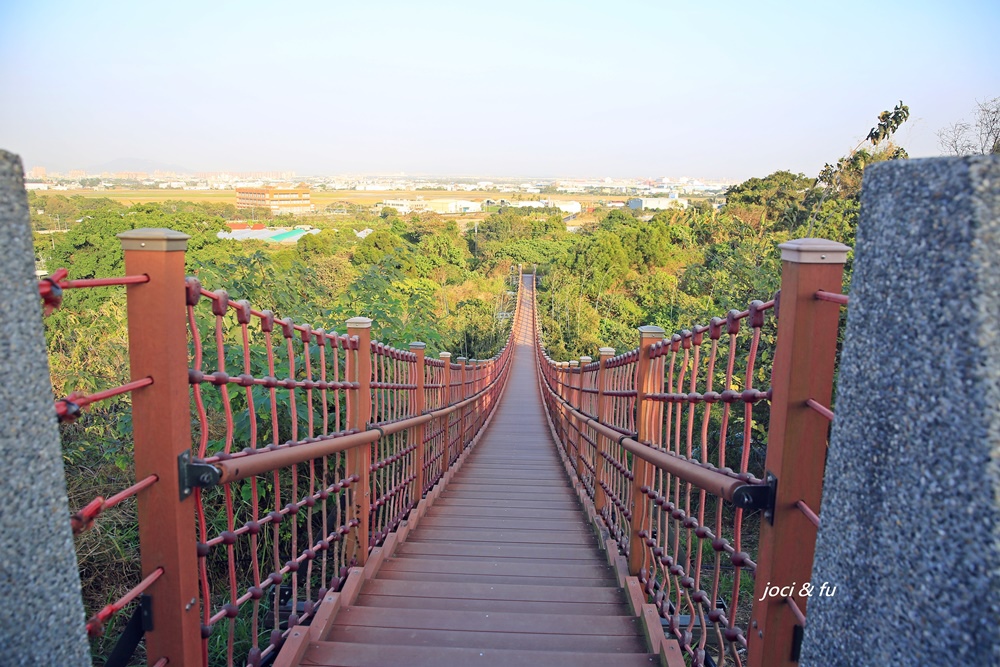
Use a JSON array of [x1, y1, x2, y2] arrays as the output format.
[[277, 277, 673, 667]]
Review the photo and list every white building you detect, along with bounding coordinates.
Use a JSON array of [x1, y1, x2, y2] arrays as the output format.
[[627, 197, 688, 211]]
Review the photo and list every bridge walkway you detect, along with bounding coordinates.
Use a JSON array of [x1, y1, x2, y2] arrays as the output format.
[[293, 279, 659, 666]]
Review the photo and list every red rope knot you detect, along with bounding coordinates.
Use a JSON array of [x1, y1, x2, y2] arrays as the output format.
[[259, 309, 275, 333], [211, 289, 229, 316], [39, 268, 68, 315], [184, 277, 202, 306], [726, 309, 742, 335], [56, 394, 84, 423], [680, 329, 693, 349], [235, 300, 252, 325], [691, 324, 707, 346], [71, 497, 105, 534], [749, 299, 766, 328]]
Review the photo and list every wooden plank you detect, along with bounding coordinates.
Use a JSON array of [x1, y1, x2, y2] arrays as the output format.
[[301, 643, 659, 667], [354, 593, 629, 616], [360, 579, 627, 604], [376, 570, 615, 587], [640, 603, 665, 654], [395, 541, 598, 561], [325, 626, 647, 652], [431, 497, 578, 510], [428, 505, 583, 519], [378, 557, 613, 579], [272, 626, 311, 667], [307, 592, 342, 642], [660, 639, 687, 667], [416, 516, 590, 531], [440, 485, 571, 495], [332, 605, 640, 635], [625, 577, 646, 617], [424, 512, 590, 532], [407, 527, 595, 545]]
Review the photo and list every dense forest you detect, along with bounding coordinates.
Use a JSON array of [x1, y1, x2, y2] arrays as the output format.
[[34, 104, 908, 663]]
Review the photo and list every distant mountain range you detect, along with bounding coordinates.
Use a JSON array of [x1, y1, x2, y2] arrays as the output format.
[[85, 158, 194, 174]]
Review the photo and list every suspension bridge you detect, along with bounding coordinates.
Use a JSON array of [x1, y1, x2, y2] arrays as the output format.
[[10, 155, 1000, 667]]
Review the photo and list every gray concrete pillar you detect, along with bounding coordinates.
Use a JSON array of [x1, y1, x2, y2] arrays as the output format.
[[0, 151, 90, 664], [802, 156, 1000, 665]]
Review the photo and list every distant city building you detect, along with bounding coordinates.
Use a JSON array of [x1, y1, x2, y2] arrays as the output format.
[[426, 199, 481, 214], [627, 197, 689, 211], [378, 198, 482, 214], [28, 166, 46, 179], [236, 186, 314, 216]]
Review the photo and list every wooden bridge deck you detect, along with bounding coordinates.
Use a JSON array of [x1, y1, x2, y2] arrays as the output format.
[[286, 281, 661, 666]]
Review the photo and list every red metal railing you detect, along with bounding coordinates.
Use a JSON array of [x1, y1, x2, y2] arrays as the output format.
[[535, 238, 849, 667], [46, 228, 518, 666]]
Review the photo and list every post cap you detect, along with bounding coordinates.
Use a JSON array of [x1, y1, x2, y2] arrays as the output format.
[[346, 317, 372, 329], [457, 356, 467, 362], [638, 325, 666, 339], [409, 342, 426, 350], [778, 238, 850, 264], [599, 347, 615, 356], [569, 360, 579, 367], [580, 356, 592, 363], [439, 352, 452, 359], [117, 228, 190, 251]]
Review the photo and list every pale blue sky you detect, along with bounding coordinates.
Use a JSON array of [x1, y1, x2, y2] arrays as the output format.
[[1, 0, 997, 180]]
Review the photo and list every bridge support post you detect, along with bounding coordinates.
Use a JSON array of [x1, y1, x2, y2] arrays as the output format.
[[0, 151, 90, 666], [800, 157, 1000, 665], [118, 228, 203, 666], [346, 317, 373, 566], [748, 238, 848, 667], [593, 348, 615, 516], [410, 342, 426, 499], [628, 326, 665, 577]]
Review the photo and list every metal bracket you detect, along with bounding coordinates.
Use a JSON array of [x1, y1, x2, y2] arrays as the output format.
[[791, 623, 804, 661], [732, 472, 778, 524], [105, 594, 153, 667], [178, 450, 221, 500]]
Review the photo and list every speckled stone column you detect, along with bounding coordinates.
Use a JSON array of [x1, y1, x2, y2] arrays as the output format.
[[801, 156, 1000, 665], [0, 151, 90, 665]]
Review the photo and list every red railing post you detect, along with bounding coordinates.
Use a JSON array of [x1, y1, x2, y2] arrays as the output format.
[[346, 317, 373, 566], [440, 352, 452, 464], [559, 361, 570, 443], [569, 359, 583, 478], [593, 347, 614, 515], [410, 342, 426, 499], [577, 356, 591, 480], [117, 228, 201, 666], [628, 326, 664, 576], [749, 238, 848, 666], [457, 356, 468, 451]]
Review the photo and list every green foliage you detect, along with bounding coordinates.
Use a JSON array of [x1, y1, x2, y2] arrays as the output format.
[[866, 101, 910, 146]]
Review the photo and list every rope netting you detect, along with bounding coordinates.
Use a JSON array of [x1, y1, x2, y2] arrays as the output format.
[[43, 261, 519, 666], [186, 281, 362, 665], [536, 272, 847, 667]]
